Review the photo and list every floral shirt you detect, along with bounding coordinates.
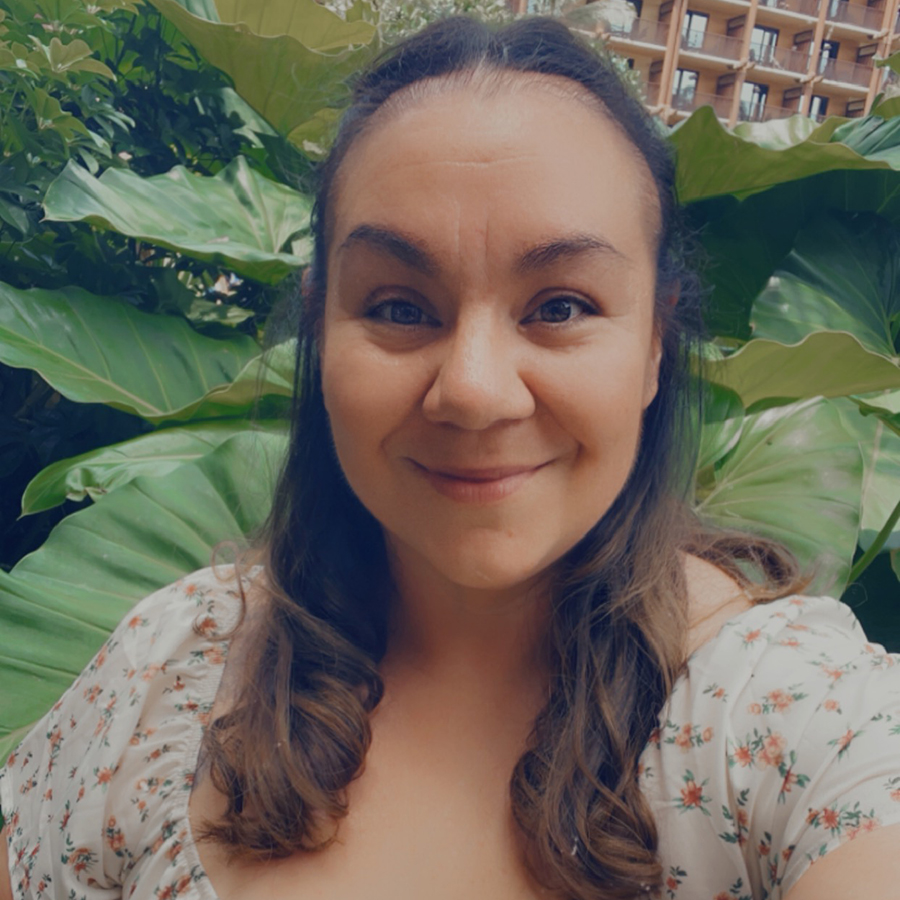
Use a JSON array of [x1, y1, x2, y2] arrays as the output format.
[[3, 569, 900, 900]]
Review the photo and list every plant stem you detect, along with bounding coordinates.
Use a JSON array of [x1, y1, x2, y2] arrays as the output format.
[[849, 493, 900, 583]]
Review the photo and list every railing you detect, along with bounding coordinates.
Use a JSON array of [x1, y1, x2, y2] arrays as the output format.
[[748, 42, 810, 72], [605, 19, 670, 47], [819, 55, 873, 86], [680, 29, 744, 59], [825, 0, 884, 29], [671, 89, 734, 118], [759, 103, 802, 120], [757, 0, 820, 16]]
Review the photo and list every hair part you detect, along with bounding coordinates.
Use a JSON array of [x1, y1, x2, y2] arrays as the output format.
[[199, 15, 808, 899]]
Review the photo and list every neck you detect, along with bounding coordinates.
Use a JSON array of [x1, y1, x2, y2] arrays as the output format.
[[381, 540, 552, 707]]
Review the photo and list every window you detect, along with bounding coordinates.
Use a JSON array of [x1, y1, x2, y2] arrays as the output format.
[[819, 39, 840, 73], [740, 81, 768, 120], [673, 68, 699, 107], [749, 25, 780, 64], [681, 11, 708, 49], [809, 94, 829, 118]]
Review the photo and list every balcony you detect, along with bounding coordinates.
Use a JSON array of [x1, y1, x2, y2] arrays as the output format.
[[605, 19, 670, 48], [748, 43, 810, 73], [681, 29, 744, 60], [825, 0, 884, 30], [756, 0, 820, 17], [819, 55, 873, 86], [672, 88, 735, 117]]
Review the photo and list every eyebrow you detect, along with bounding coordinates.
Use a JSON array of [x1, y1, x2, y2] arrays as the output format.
[[338, 225, 438, 276], [337, 225, 628, 276], [515, 234, 628, 273]]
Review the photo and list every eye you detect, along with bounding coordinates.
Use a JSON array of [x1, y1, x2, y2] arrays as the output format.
[[367, 299, 439, 327], [524, 296, 597, 325]]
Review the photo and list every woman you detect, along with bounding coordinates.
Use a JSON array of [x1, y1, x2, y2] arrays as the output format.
[[3, 16, 900, 900]]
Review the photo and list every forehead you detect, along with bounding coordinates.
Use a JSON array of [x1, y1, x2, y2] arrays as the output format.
[[328, 72, 661, 267]]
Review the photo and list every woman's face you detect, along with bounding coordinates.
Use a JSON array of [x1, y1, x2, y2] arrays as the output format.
[[320, 77, 662, 592]]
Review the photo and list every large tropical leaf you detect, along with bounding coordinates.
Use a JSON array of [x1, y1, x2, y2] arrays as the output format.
[[706, 332, 900, 408], [0, 431, 287, 762], [751, 212, 900, 357], [694, 398, 862, 595], [673, 104, 900, 204], [835, 394, 900, 553], [0, 282, 260, 420], [161, 337, 296, 422], [148, 0, 376, 148], [21, 419, 286, 514], [43, 157, 311, 283], [691, 166, 900, 340]]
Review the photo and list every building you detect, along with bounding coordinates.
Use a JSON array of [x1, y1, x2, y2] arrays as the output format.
[[510, 0, 900, 125]]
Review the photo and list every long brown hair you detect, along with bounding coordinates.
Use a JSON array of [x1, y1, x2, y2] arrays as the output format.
[[200, 17, 806, 898]]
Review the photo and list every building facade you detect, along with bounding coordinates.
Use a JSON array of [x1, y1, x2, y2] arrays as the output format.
[[511, 0, 900, 125]]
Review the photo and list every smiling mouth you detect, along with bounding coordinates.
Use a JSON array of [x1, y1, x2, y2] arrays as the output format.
[[408, 460, 547, 503]]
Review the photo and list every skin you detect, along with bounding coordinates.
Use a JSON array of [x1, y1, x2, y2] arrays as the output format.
[[5, 75, 899, 900]]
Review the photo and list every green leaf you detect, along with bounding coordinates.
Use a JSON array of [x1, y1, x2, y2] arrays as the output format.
[[836, 395, 900, 552], [27, 86, 90, 139], [0, 282, 261, 420], [21, 419, 287, 514], [166, 337, 295, 421], [148, 0, 376, 141], [696, 381, 744, 475], [694, 167, 900, 340], [32, 36, 115, 79], [43, 157, 311, 283], [0, 431, 286, 760], [673, 105, 900, 204], [877, 50, 900, 77], [751, 212, 900, 358], [694, 398, 862, 595], [707, 332, 900, 408]]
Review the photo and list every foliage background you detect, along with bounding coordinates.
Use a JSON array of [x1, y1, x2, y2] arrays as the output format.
[[1, 0, 900, 771]]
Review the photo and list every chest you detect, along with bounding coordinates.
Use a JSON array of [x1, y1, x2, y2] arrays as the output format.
[[191, 756, 550, 900], [189, 699, 555, 900]]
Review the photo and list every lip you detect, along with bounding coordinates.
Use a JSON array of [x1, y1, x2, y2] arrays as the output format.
[[408, 460, 547, 503]]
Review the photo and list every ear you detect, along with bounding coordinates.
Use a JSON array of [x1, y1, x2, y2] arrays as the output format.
[[643, 285, 677, 408], [643, 331, 663, 409]]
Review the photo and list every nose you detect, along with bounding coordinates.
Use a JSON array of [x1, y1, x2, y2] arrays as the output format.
[[421, 310, 536, 430]]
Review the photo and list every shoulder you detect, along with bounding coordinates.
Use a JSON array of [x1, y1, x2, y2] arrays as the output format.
[[646, 592, 900, 899], [0, 565, 253, 897]]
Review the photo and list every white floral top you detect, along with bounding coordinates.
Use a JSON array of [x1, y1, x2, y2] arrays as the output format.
[[3, 569, 900, 900]]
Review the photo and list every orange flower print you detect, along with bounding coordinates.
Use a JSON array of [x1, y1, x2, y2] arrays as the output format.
[[106, 816, 127, 853], [740, 628, 762, 646], [823, 699, 841, 712], [195, 615, 218, 636], [766, 689, 793, 712], [757, 732, 786, 768], [682, 783, 704, 807], [667, 875, 679, 891], [203, 645, 226, 665], [821, 807, 840, 830], [779, 638, 800, 648], [674, 724, 694, 751], [702, 727, 714, 743], [127, 615, 146, 629], [675, 770, 711, 815], [828, 728, 861, 760], [95, 766, 116, 786], [747, 702, 762, 715], [68, 846, 96, 874]]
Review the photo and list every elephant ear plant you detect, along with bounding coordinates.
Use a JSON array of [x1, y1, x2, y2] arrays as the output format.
[[1, 0, 900, 777]]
